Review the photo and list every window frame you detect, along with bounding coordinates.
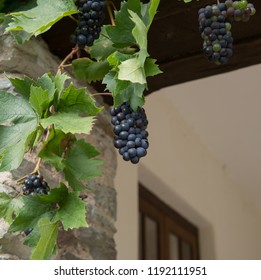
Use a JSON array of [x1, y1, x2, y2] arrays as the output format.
[[139, 184, 200, 260]]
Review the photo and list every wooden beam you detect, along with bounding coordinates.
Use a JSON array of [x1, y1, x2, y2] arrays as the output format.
[[146, 36, 261, 93]]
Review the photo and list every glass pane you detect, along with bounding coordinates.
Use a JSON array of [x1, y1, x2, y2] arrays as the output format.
[[145, 216, 158, 259], [169, 233, 179, 260], [181, 240, 192, 260]]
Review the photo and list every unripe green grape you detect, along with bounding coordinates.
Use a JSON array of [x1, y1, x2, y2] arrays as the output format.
[[239, 0, 248, 9], [225, 22, 231, 31], [213, 43, 221, 52]]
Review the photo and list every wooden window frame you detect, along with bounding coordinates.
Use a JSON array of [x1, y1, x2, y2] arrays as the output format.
[[139, 184, 200, 260]]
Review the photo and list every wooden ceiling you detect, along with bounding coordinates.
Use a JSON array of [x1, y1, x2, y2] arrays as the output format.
[[43, 0, 261, 94]]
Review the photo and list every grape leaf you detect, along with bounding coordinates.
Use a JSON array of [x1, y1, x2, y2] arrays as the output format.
[[29, 85, 50, 117], [31, 184, 87, 230], [40, 112, 95, 134], [114, 83, 145, 111], [35, 73, 56, 99], [8, 75, 34, 100], [30, 218, 58, 260], [140, 0, 160, 28], [38, 129, 75, 171], [59, 84, 101, 116], [52, 72, 70, 100], [144, 58, 162, 77], [54, 191, 87, 230], [103, 72, 145, 110], [118, 57, 146, 84], [5, 0, 78, 42], [0, 193, 23, 224], [72, 58, 111, 84], [24, 225, 41, 248], [90, 27, 116, 60], [107, 51, 133, 67], [9, 195, 54, 232], [105, 1, 137, 48], [129, 10, 148, 51], [9, 184, 82, 232], [63, 139, 102, 191], [0, 90, 38, 171], [103, 71, 117, 93]]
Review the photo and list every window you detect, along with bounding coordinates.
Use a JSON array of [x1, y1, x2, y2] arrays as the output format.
[[139, 184, 200, 260]]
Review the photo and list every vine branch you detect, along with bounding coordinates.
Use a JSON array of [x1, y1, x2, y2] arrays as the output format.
[[106, 0, 116, 26], [57, 47, 80, 73], [91, 92, 113, 97]]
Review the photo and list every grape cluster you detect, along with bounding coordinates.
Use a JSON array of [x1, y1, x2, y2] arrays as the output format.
[[110, 103, 149, 164], [71, 0, 106, 48], [198, 0, 256, 65], [22, 174, 50, 196]]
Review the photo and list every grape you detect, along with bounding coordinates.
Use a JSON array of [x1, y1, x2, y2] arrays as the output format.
[[71, 0, 106, 48], [21, 173, 50, 196], [199, 0, 256, 65], [24, 228, 33, 236], [110, 103, 149, 164]]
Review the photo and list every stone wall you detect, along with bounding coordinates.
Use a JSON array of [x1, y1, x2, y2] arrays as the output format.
[[0, 28, 117, 260]]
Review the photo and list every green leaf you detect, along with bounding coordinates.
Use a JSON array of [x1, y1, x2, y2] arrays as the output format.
[[27, 184, 87, 230], [114, 83, 145, 111], [9, 195, 54, 232], [72, 58, 111, 84], [52, 72, 70, 100], [5, 0, 78, 42], [63, 139, 102, 191], [118, 57, 146, 84], [129, 10, 148, 51], [141, 0, 160, 28], [148, 0, 160, 28], [40, 112, 95, 134], [29, 85, 50, 117], [38, 129, 75, 171], [144, 58, 162, 77], [0, 193, 23, 224], [30, 218, 58, 260], [90, 27, 116, 60], [103, 71, 117, 93], [107, 51, 133, 67], [59, 84, 101, 116], [105, 1, 137, 48], [24, 225, 41, 248], [35, 73, 56, 100], [103, 70, 145, 110], [54, 192, 87, 230], [8, 75, 34, 100], [0, 91, 38, 171]]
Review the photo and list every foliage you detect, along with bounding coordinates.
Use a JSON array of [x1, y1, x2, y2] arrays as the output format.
[[0, 72, 102, 259], [0, 0, 194, 259]]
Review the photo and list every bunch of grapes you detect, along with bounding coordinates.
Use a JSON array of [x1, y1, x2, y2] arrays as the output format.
[[198, 0, 256, 65], [110, 103, 149, 164], [71, 0, 106, 48], [22, 174, 50, 196]]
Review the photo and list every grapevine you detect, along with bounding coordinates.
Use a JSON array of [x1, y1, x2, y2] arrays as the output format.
[[0, 0, 163, 260]]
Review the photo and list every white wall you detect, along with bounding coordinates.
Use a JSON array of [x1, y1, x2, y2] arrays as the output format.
[[114, 154, 139, 260], [115, 67, 261, 260]]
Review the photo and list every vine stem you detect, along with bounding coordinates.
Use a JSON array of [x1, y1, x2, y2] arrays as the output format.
[[91, 92, 113, 97], [57, 47, 80, 73], [69, 15, 78, 23], [217, 0, 220, 4], [106, 0, 116, 26], [16, 126, 52, 183]]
